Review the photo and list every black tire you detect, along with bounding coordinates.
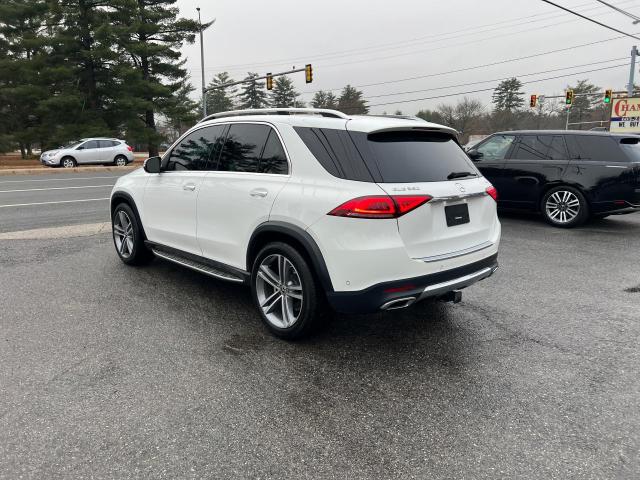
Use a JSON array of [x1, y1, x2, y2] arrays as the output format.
[[541, 186, 589, 228], [250, 242, 325, 340], [61, 156, 76, 168], [111, 203, 154, 266], [114, 155, 128, 167]]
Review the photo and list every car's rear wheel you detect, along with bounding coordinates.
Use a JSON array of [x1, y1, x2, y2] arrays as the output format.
[[251, 242, 324, 339], [112, 203, 154, 265], [61, 157, 76, 168], [114, 155, 128, 167], [542, 186, 588, 228]]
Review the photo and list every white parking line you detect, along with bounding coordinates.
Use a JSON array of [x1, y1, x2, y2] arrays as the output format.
[[0, 198, 110, 208], [0, 184, 114, 193], [0, 176, 121, 184]]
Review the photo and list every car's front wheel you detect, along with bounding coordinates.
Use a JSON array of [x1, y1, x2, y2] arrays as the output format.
[[112, 203, 154, 265], [251, 242, 324, 339], [541, 186, 589, 228], [61, 157, 76, 168]]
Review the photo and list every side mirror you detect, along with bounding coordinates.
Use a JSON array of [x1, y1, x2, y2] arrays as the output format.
[[144, 156, 161, 173], [467, 149, 483, 161]]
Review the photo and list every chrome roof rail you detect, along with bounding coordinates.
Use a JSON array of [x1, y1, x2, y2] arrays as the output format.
[[199, 108, 350, 123]]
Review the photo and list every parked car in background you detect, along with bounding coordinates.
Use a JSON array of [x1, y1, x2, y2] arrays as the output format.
[[110, 108, 500, 339], [467, 130, 640, 227], [40, 138, 134, 168]]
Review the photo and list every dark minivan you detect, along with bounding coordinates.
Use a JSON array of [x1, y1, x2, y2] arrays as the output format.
[[467, 130, 640, 227]]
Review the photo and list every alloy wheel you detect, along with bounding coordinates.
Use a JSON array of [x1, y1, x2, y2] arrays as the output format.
[[545, 190, 580, 224], [62, 158, 75, 168], [113, 210, 134, 258], [116, 157, 127, 166], [255, 254, 304, 329]]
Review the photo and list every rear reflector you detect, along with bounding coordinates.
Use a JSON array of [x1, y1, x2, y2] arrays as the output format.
[[486, 186, 498, 202], [328, 195, 432, 219], [127, 145, 133, 152]]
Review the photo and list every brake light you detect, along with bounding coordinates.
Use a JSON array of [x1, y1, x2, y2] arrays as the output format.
[[127, 145, 133, 152], [486, 186, 498, 202], [328, 195, 432, 219]]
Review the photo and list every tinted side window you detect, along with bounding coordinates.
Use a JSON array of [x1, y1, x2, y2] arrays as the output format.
[[165, 125, 225, 171], [82, 140, 99, 150], [533, 135, 567, 160], [217, 124, 270, 173], [568, 135, 619, 162], [620, 137, 640, 162], [475, 135, 515, 161], [512, 136, 550, 160], [98, 140, 115, 148], [294, 127, 374, 182], [258, 130, 288, 174]]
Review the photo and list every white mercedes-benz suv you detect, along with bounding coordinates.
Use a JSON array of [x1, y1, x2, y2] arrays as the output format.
[[110, 108, 500, 339]]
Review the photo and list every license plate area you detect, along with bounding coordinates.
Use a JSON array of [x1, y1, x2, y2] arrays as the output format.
[[445, 203, 470, 227]]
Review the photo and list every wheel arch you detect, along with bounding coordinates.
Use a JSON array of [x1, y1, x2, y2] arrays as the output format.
[[110, 191, 148, 240], [247, 222, 334, 292], [538, 182, 591, 211], [61, 155, 76, 163]]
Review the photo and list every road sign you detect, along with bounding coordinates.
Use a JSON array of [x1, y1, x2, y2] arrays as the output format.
[[610, 97, 640, 133]]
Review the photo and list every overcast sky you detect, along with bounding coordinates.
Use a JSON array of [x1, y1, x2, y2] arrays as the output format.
[[176, 0, 640, 114]]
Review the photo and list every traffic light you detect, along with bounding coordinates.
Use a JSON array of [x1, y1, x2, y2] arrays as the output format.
[[604, 89, 612, 104], [266, 73, 273, 90], [530, 94, 538, 108], [305, 64, 313, 84], [565, 89, 574, 106]]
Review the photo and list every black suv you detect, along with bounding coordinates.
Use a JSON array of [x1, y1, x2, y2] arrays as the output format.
[[467, 130, 640, 227]]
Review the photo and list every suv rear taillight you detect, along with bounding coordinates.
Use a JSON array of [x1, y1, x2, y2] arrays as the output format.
[[486, 186, 498, 202], [328, 195, 432, 219], [126, 145, 133, 152]]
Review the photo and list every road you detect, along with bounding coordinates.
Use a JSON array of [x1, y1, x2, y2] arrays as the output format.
[[0, 171, 129, 233], [1, 179, 640, 478]]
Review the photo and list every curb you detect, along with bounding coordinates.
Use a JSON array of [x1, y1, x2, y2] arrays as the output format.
[[0, 165, 139, 176]]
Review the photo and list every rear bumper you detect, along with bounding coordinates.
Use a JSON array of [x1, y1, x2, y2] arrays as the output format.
[[326, 253, 498, 314]]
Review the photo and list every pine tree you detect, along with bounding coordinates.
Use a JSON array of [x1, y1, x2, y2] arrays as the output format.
[[237, 72, 268, 109], [0, 1, 54, 156], [205, 71, 237, 114], [567, 79, 600, 123], [311, 90, 338, 109], [269, 76, 299, 108], [337, 85, 368, 114], [110, 0, 203, 156], [492, 78, 525, 112]]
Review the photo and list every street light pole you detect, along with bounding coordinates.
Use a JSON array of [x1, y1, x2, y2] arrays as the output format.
[[628, 45, 638, 97], [197, 7, 206, 117]]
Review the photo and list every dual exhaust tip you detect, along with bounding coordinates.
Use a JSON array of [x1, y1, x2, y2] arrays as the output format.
[[379, 290, 463, 311]]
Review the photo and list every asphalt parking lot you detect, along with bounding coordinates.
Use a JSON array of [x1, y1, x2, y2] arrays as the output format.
[[1, 178, 639, 478]]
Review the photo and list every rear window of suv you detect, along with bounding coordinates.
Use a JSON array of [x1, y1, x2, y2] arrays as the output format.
[[351, 130, 479, 183]]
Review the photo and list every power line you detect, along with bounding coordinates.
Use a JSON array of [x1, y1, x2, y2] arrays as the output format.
[[302, 33, 635, 95], [539, 0, 640, 40], [594, 0, 640, 22], [365, 63, 629, 108], [362, 58, 627, 100], [194, 0, 635, 74]]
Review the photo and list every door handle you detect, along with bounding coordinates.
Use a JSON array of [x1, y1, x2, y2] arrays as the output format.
[[183, 183, 196, 191], [250, 188, 268, 198]]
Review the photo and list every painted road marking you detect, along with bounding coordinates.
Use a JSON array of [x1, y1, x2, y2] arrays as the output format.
[[0, 222, 111, 240], [0, 197, 110, 208], [0, 184, 114, 193], [0, 176, 121, 184]]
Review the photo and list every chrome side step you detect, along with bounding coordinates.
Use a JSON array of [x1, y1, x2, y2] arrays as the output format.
[[152, 248, 244, 283]]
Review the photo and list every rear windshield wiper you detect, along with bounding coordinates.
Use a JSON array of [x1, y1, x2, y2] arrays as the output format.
[[447, 171, 478, 180]]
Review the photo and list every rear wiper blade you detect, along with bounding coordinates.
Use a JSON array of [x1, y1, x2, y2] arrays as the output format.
[[447, 171, 478, 180]]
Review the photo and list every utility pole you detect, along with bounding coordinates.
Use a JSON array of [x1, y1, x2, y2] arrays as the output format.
[[628, 45, 638, 97], [197, 7, 206, 117]]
